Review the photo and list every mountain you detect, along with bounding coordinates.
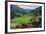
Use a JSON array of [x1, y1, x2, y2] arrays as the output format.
[[29, 6, 42, 16], [10, 5, 42, 19], [11, 5, 24, 13], [10, 5, 32, 15], [10, 5, 28, 18]]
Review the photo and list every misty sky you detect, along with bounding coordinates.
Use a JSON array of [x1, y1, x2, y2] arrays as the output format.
[[18, 5, 39, 10]]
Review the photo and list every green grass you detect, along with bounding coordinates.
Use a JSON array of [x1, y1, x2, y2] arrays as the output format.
[[11, 15, 33, 24]]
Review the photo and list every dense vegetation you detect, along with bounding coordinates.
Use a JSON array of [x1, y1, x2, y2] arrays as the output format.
[[10, 5, 42, 29]]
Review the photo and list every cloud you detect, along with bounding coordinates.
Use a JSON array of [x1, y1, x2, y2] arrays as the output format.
[[18, 5, 39, 9]]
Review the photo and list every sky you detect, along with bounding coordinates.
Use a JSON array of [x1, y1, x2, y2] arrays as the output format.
[[18, 5, 39, 10]]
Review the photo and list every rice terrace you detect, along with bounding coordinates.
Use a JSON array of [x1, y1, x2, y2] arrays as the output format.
[[10, 5, 42, 29]]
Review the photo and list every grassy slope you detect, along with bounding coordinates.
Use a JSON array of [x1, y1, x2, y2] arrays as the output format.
[[11, 15, 33, 24]]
